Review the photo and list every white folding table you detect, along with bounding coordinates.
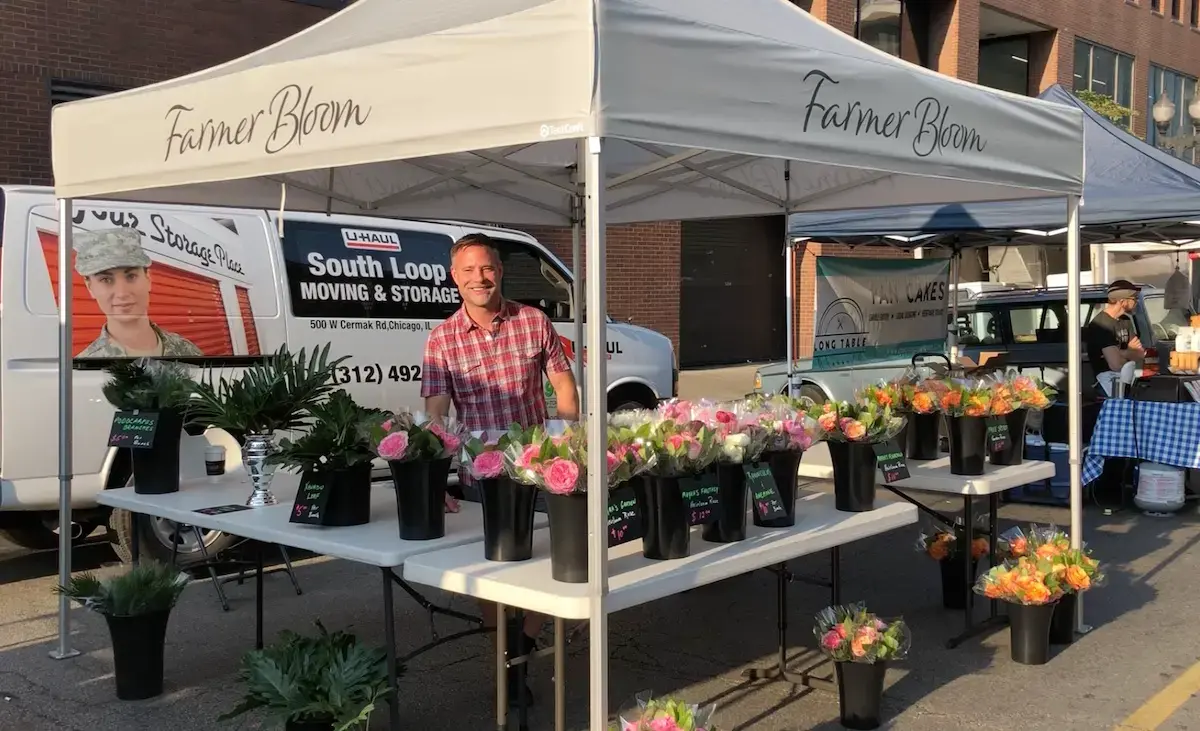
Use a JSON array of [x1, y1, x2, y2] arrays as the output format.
[[97, 473, 548, 731], [404, 491, 918, 731], [796, 442, 1056, 647]]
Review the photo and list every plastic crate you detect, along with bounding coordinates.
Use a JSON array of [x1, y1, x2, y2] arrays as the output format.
[[1004, 438, 1073, 506]]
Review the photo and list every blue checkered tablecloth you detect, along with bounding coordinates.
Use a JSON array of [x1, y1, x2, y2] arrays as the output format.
[[1082, 400, 1200, 484]]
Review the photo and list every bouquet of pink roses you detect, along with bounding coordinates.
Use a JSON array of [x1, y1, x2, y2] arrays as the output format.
[[502, 421, 657, 494], [813, 602, 910, 664], [365, 411, 463, 463], [615, 692, 716, 731], [703, 400, 771, 465], [460, 428, 519, 480], [753, 394, 824, 453], [614, 408, 721, 477]]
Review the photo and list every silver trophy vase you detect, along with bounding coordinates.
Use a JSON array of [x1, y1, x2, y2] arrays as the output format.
[[242, 432, 279, 507]]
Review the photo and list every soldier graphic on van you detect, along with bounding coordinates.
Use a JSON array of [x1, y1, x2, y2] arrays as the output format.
[[73, 227, 203, 358]]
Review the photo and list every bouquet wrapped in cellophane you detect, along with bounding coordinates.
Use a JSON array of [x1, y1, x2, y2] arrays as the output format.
[[501, 421, 656, 494], [615, 691, 717, 731], [998, 524, 1104, 594], [705, 399, 771, 465], [811, 400, 905, 445], [613, 405, 721, 477], [752, 394, 824, 453], [813, 602, 911, 664]]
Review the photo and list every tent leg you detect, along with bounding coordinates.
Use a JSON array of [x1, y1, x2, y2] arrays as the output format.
[[784, 243, 794, 398], [584, 136, 610, 731], [1065, 194, 1090, 634], [52, 198, 79, 661], [949, 250, 960, 365], [572, 197, 585, 414]]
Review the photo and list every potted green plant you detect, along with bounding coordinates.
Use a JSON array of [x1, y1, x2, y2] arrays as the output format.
[[102, 358, 196, 494], [55, 561, 190, 700], [187, 343, 346, 507], [220, 621, 391, 731], [272, 390, 384, 527]]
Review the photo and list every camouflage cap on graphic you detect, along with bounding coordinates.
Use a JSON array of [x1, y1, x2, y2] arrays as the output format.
[[73, 227, 152, 276]]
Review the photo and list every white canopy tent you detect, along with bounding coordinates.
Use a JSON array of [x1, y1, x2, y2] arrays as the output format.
[[50, 0, 1086, 726]]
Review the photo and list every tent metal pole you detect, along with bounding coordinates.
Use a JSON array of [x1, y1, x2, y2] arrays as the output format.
[[572, 196, 585, 414], [584, 136, 610, 731], [949, 251, 960, 365], [1065, 194, 1089, 633], [52, 198, 79, 661], [783, 161, 794, 398]]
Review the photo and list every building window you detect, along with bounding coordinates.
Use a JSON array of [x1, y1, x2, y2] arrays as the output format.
[[979, 37, 1030, 96], [1152, 0, 1163, 12], [1148, 64, 1199, 152], [1192, 0, 1199, 27], [1073, 39, 1135, 129], [856, 0, 902, 57], [49, 79, 123, 106], [1172, 0, 1182, 18]]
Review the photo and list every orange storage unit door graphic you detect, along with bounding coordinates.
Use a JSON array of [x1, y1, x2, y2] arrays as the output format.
[[40, 230, 233, 356], [236, 285, 261, 356]]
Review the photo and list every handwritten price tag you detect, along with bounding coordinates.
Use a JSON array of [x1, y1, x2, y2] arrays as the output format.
[[746, 463, 786, 521], [289, 475, 330, 525], [872, 440, 910, 484], [680, 475, 722, 526], [607, 484, 643, 547]]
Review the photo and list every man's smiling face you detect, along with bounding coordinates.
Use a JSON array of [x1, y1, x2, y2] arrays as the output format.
[[451, 244, 502, 309]]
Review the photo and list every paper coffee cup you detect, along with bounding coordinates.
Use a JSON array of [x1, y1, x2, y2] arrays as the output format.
[[205, 445, 226, 476]]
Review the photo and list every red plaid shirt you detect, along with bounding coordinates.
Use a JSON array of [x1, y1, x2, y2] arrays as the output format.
[[421, 300, 572, 432]]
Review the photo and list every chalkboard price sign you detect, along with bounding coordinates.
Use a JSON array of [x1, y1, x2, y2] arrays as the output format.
[[290, 475, 331, 525], [986, 418, 1011, 453], [872, 440, 910, 484], [108, 411, 160, 450], [607, 484, 643, 547], [680, 475, 722, 526], [746, 462, 787, 521]]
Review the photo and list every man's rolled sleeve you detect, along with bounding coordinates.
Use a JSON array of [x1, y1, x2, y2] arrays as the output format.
[[420, 333, 451, 398], [542, 316, 572, 375]]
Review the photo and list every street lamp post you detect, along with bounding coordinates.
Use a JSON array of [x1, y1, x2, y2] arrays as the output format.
[[1151, 93, 1200, 162]]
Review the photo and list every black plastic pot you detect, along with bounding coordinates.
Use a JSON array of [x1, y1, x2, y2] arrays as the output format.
[[1049, 592, 1077, 645], [131, 409, 184, 495], [633, 475, 691, 560], [835, 661, 888, 730], [989, 409, 1029, 466], [106, 609, 170, 700], [939, 553, 980, 610], [1007, 600, 1057, 665], [479, 476, 538, 561], [829, 441, 878, 512], [390, 457, 451, 540], [545, 492, 588, 583], [755, 450, 802, 528], [906, 412, 941, 461], [702, 463, 748, 543], [946, 415, 987, 476], [318, 463, 374, 527], [285, 719, 335, 731]]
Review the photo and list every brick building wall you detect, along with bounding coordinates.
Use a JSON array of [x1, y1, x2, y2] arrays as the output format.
[[0, 0, 335, 185]]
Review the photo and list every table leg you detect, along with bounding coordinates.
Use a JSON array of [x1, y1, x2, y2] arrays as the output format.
[[946, 496, 1006, 648], [988, 493, 999, 620], [255, 543, 264, 650], [515, 609, 529, 731], [554, 617, 565, 731], [382, 568, 400, 731], [742, 561, 836, 693], [496, 604, 508, 731]]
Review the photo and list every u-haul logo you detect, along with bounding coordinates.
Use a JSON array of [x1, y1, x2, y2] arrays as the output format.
[[341, 228, 401, 252]]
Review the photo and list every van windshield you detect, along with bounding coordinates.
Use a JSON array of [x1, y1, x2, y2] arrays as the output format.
[[491, 239, 573, 321]]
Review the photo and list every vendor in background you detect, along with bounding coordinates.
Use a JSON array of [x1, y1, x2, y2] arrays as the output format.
[[421, 232, 578, 708], [74, 227, 203, 358], [1084, 279, 1145, 377]]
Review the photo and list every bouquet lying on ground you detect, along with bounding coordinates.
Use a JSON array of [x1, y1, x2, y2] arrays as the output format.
[[366, 411, 463, 463], [616, 692, 716, 731], [811, 400, 905, 444], [999, 524, 1103, 594], [915, 515, 989, 562], [974, 555, 1065, 605], [814, 603, 911, 664]]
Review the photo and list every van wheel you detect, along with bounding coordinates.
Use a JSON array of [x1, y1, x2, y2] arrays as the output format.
[[797, 384, 829, 405], [107, 508, 240, 566], [607, 384, 658, 413]]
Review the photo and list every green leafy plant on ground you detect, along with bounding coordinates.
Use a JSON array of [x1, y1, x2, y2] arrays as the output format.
[[220, 621, 392, 731], [55, 561, 190, 617]]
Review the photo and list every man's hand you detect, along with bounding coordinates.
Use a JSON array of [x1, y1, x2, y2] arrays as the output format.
[[1128, 335, 1144, 352], [445, 492, 460, 513]]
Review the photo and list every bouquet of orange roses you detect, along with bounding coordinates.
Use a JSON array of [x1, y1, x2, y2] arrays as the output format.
[[974, 555, 1065, 605], [856, 381, 905, 412], [901, 379, 945, 415], [986, 377, 1019, 416], [1008, 373, 1057, 411], [811, 400, 905, 445], [915, 516, 989, 562], [938, 379, 993, 417], [999, 524, 1103, 594]]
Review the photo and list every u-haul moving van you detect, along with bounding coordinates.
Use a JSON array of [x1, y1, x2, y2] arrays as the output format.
[[0, 185, 676, 563]]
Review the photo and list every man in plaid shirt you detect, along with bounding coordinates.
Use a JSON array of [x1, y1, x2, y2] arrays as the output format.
[[422, 232, 578, 706]]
